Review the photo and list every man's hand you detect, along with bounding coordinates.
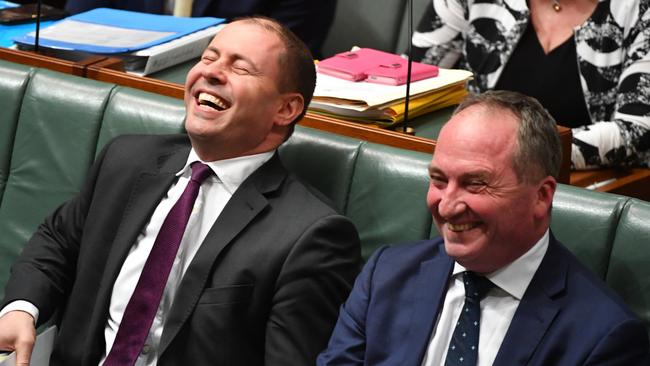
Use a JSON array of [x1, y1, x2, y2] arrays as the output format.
[[0, 311, 36, 366]]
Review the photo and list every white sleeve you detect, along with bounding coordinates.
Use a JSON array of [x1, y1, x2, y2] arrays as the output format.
[[0, 300, 39, 325]]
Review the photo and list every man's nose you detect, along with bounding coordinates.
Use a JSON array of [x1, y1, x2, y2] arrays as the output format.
[[202, 61, 227, 84], [437, 187, 467, 219]]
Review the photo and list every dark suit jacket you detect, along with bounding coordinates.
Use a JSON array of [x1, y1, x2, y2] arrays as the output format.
[[63, 0, 336, 57], [2, 134, 360, 365], [318, 235, 650, 365]]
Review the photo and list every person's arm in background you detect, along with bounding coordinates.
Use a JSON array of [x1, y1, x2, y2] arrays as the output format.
[[64, 0, 110, 14], [571, 5, 650, 170], [266, 0, 337, 59], [64, 0, 162, 15], [411, 0, 467, 68]]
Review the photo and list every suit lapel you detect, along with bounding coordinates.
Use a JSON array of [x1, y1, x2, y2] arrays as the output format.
[[400, 242, 454, 365], [159, 154, 287, 354], [493, 236, 567, 365], [85, 145, 189, 361]]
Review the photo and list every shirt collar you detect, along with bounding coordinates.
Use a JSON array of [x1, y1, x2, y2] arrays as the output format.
[[177, 149, 275, 194], [452, 229, 550, 300]]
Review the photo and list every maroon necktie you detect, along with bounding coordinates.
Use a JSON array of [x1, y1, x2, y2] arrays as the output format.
[[103, 162, 213, 366]]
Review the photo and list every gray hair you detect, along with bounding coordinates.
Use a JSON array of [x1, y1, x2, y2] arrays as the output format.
[[454, 90, 562, 183]]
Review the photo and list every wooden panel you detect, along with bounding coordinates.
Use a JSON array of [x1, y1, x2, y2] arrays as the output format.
[[571, 168, 650, 201], [0, 48, 89, 76], [300, 113, 436, 154], [557, 125, 572, 185], [86, 61, 185, 99]]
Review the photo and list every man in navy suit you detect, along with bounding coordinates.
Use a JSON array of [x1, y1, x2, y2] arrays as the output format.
[[318, 90, 650, 365], [64, 0, 336, 58]]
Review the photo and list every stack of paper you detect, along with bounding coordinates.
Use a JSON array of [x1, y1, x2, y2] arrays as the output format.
[[309, 68, 472, 127], [12, 8, 225, 75]]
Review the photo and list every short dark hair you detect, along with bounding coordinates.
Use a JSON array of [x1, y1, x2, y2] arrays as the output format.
[[233, 16, 316, 134], [454, 90, 562, 183]]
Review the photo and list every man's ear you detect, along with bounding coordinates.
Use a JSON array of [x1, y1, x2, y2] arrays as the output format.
[[273, 93, 304, 126], [534, 175, 557, 219]]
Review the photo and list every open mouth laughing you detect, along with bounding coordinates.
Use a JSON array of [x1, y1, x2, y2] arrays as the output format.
[[197, 92, 231, 111]]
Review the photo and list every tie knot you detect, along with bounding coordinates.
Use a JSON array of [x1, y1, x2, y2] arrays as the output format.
[[190, 162, 214, 184], [462, 271, 493, 301]]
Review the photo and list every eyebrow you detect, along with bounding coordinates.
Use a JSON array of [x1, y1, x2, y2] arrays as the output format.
[[461, 171, 490, 181], [428, 166, 490, 180], [204, 46, 261, 73]]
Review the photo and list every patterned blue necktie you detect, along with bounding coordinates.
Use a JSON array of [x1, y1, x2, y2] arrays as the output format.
[[445, 271, 494, 366]]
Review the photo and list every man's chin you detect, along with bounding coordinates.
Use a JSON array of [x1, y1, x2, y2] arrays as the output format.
[[443, 239, 480, 260]]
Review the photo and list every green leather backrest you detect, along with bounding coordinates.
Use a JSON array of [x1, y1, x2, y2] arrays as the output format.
[[0, 61, 31, 203], [281, 129, 434, 260], [280, 127, 362, 214], [346, 143, 433, 260], [0, 68, 114, 296], [608, 199, 650, 338], [95, 86, 186, 154], [550, 184, 627, 278]]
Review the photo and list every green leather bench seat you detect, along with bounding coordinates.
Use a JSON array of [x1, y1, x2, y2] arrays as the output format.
[[0, 61, 31, 203], [550, 185, 629, 278], [0, 60, 649, 339], [608, 200, 650, 331], [0, 63, 113, 284]]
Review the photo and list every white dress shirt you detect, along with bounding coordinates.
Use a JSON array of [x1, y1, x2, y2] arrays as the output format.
[[0, 149, 274, 366], [420, 230, 550, 366]]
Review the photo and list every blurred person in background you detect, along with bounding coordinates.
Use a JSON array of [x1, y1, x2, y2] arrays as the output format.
[[412, 0, 649, 170]]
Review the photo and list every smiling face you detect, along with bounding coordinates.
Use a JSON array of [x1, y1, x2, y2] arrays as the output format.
[[184, 20, 303, 161], [427, 105, 554, 273]]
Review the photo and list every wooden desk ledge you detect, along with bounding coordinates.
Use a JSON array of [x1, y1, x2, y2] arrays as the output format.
[[571, 168, 650, 201], [0, 47, 89, 76]]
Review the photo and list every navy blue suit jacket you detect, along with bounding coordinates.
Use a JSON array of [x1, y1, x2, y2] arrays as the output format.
[[64, 0, 336, 57], [318, 235, 650, 365]]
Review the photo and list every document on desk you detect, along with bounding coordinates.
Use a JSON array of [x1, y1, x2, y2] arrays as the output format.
[[13, 8, 224, 53], [128, 24, 224, 76], [32, 20, 176, 49], [10, 8, 225, 75], [0, 326, 57, 366], [314, 68, 473, 108]]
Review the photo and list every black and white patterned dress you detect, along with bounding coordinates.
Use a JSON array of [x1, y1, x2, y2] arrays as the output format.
[[413, 0, 650, 169]]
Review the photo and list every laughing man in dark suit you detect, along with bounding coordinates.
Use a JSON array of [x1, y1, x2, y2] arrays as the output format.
[[0, 17, 360, 366]]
